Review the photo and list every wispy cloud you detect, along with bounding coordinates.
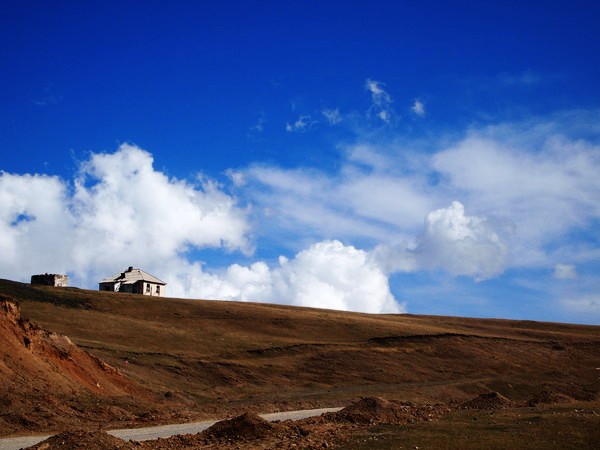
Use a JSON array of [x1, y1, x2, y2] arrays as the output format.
[[32, 82, 63, 106], [321, 107, 342, 125], [285, 115, 315, 132], [365, 79, 392, 104], [562, 295, 600, 313], [365, 78, 394, 124], [33, 94, 63, 106], [553, 263, 577, 279], [250, 115, 266, 133], [411, 99, 426, 117], [498, 70, 541, 86]]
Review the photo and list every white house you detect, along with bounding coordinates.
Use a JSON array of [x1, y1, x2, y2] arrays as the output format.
[[99, 266, 166, 297]]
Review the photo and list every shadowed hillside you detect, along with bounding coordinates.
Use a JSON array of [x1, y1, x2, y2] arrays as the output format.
[[1, 278, 599, 438]]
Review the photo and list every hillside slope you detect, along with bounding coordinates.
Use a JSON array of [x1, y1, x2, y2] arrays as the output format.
[[0, 294, 158, 436], [1, 278, 599, 436]]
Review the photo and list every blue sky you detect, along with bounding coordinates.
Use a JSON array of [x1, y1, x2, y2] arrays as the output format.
[[1, 1, 599, 324]]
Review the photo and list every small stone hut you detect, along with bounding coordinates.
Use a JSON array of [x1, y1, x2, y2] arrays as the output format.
[[99, 266, 166, 297], [31, 273, 69, 287]]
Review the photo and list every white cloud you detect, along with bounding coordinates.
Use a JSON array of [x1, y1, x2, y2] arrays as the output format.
[[322, 108, 342, 125], [0, 172, 72, 276], [0, 144, 251, 288], [241, 161, 432, 246], [432, 120, 600, 266], [365, 78, 394, 123], [286, 115, 314, 132], [365, 79, 391, 104], [269, 240, 401, 313], [414, 201, 509, 280], [562, 295, 600, 314], [169, 240, 402, 314], [373, 201, 509, 280], [248, 114, 266, 135], [337, 173, 435, 229], [553, 263, 577, 280], [378, 110, 390, 123], [411, 99, 426, 117]]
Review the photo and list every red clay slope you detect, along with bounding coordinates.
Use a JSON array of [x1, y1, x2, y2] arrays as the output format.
[[0, 295, 150, 435]]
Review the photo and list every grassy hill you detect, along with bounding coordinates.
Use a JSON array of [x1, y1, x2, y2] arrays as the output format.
[[1, 278, 599, 439]]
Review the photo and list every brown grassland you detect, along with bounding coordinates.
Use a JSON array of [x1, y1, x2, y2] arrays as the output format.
[[0, 278, 599, 448]]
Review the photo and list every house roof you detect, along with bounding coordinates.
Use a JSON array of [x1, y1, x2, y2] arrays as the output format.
[[100, 267, 166, 285]]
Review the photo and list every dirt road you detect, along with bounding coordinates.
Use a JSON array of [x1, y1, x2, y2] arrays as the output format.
[[0, 407, 342, 450]]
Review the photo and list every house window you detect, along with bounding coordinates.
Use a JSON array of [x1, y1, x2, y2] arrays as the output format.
[[156, 285, 160, 295], [146, 283, 151, 294]]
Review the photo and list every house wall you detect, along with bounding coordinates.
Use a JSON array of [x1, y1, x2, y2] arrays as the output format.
[[98, 279, 166, 297], [31, 274, 69, 287], [143, 282, 164, 297]]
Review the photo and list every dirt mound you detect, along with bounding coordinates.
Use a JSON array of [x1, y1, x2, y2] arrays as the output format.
[[338, 397, 398, 423], [461, 392, 513, 410], [25, 430, 127, 449], [333, 397, 445, 425], [201, 412, 278, 442], [528, 390, 574, 406], [528, 383, 598, 406]]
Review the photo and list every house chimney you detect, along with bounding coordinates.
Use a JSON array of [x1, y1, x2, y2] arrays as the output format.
[[127, 266, 133, 272]]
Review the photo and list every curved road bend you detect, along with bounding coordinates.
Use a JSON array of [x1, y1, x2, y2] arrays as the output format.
[[0, 407, 342, 450]]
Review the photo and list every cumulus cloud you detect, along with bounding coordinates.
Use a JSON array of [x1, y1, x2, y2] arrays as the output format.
[[373, 201, 509, 280], [0, 144, 251, 287], [0, 172, 72, 276], [413, 201, 509, 280], [269, 240, 401, 313], [167, 240, 402, 314], [553, 264, 577, 279]]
